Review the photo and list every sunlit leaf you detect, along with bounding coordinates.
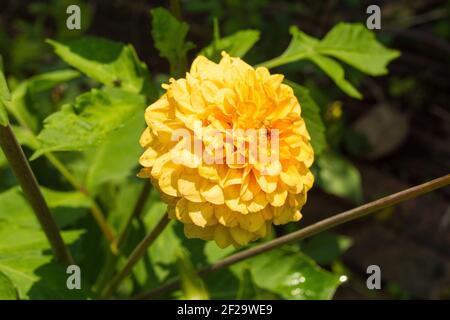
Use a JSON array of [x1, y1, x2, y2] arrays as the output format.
[[84, 113, 144, 195], [316, 151, 363, 204], [0, 220, 86, 299], [0, 186, 90, 228], [241, 247, 341, 300], [317, 23, 401, 76], [7, 69, 80, 132], [177, 249, 209, 300], [47, 37, 156, 98], [308, 54, 362, 99], [0, 271, 18, 300], [201, 29, 260, 62], [32, 87, 145, 158], [301, 231, 353, 265], [261, 24, 399, 98], [151, 7, 195, 75], [286, 80, 327, 155]]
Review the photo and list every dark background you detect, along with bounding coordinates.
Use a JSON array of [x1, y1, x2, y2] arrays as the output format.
[[0, 0, 449, 299]]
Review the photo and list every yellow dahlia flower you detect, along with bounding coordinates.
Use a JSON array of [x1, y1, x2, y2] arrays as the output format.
[[138, 52, 314, 248]]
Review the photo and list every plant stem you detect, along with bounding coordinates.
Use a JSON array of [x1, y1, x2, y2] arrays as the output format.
[[0, 124, 73, 265], [133, 174, 450, 299], [169, 0, 182, 20], [47, 151, 117, 250], [93, 182, 152, 294], [169, 0, 187, 78], [101, 213, 170, 298], [116, 181, 152, 249]]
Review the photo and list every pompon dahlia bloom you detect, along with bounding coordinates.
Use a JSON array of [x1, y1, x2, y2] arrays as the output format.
[[138, 52, 314, 248]]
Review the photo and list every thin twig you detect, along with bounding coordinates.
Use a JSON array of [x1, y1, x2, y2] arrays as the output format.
[[0, 124, 73, 265], [101, 213, 171, 299], [134, 174, 450, 299], [116, 181, 152, 249], [44, 152, 116, 248], [93, 181, 152, 295]]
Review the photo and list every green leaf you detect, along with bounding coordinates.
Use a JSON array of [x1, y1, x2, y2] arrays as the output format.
[[151, 7, 195, 74], [309, 54, 362, 99], [200, 29, 260, 62], [0, 55, 10, 126], [263, 27, 361, 98], [84, 113, 144, 195], [286, 80, 327, 155], [47, 37, 155, 97], [7, 69, 80, 132], [317, 23, 401, 76], [263, 27, 318, 68], [0, 186, 90, 228], [26, 69, 80, 94], [177, 249, 210, 300], [0, 220, 86, 299], [42, 187, 91, 208], [32, 87, 145, 158], [241, 247, 341, 299], [261, 24, 399, 98], [0, 271, 18, 300], [316, 151, 363, 204], [301, 231, 353, 265]]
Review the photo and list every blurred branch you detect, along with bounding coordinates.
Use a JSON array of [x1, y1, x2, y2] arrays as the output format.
[[134, 174, 450, 299]]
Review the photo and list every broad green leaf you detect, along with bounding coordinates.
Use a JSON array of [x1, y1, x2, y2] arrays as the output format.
[[25, 69, 80, 94], [317, 23, 401, 76], [177, 249, 209, 300], [47, 37, 155, 97], [32, 87, 145, 158], [263, 27, 361, 98], [263, 27, 318, 68], [0, 220, 86, 299], [203, 269, 241, 300], [236, 268, 258, 300], [309, 54, 362, 99], [301, 231, 353, 265], [84, 113, 144, 195], [0, 55, 10, 126], [0, 271, 18, 299], [286, 80, 327, 155], [7, 70, 80, 132], [241, 247, 341, 300], [42, 187, 91, 208], [200, 29, 260, 62], [151, 7, 195, 74], [0, 186, 90, 228], [261, 24, 399, 98], [316, 151, 363, 204]]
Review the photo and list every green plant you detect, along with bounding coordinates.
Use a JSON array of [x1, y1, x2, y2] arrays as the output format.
[[0, 4, 448, 301]]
